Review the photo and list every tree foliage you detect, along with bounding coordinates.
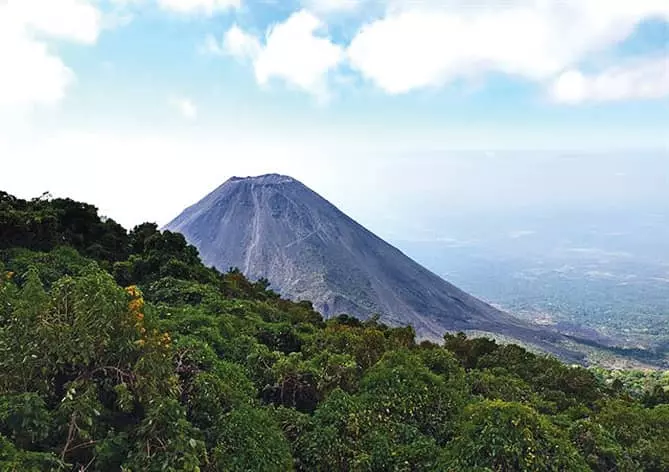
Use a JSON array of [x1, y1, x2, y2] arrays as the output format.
[[0, 191, 666, 470]]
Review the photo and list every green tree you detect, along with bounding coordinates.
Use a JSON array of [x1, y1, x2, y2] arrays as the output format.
[[360, 350, 466, 444], [442, 400, 589, 471]]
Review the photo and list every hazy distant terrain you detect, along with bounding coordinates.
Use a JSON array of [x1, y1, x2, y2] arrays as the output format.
[[395, 209, 669, 356], [331, 150, 669, 365]]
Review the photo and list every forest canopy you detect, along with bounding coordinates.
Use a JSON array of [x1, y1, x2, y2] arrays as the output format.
[[0, 191, 667, 471]]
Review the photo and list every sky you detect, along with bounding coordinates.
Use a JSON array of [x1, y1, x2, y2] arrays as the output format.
[[0, 0, 668, 230]]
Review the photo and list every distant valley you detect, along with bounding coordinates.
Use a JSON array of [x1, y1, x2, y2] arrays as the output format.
[[393, 210, 669, 366]]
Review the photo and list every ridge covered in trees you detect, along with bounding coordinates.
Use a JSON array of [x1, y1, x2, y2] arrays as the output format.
[[0, 191, 667, 471]]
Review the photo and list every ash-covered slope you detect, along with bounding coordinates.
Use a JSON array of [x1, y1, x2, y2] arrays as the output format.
[[165, 174, 571, 354]]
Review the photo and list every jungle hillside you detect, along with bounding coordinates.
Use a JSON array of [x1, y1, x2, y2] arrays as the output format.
[[0, 191, 667, 471]]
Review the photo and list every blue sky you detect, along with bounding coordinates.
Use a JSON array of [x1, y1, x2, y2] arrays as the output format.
[[0, 0, 668, 228]]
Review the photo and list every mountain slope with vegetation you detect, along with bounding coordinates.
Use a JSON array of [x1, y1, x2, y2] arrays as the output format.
[[1, 190, 667, 471]]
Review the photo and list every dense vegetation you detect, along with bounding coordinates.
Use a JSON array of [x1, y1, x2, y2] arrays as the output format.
[[1, 191, 667, 471]]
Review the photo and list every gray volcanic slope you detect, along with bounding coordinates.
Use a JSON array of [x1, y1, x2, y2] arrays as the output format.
[[165, 174, 574, 356]]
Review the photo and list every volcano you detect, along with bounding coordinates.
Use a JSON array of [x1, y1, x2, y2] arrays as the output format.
[[165, 174, 573, 356]]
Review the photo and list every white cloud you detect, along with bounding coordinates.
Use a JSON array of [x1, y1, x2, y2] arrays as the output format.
[[551, 56, 669, 104], [551, 71, 588, 104], [112, 0, 239, 16], [214, 1, 668, 100], [302, 0, 362, 14], [169, 97, 198, 119], [156, 0, 240, 14], [223, 11, 344, 97], [223, 25, 261, 59], [0, 0, 102, 109], [8, 0, 102, 44], [346, 0, 669, 94], [0, 26, 73, 107]]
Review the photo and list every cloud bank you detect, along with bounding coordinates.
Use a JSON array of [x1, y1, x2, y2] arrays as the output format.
[[0, 0, 101, 108], [217, 0, 669, 102]]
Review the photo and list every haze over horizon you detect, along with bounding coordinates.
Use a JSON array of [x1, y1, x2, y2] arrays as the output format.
[[1, 0, 668, 231]]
